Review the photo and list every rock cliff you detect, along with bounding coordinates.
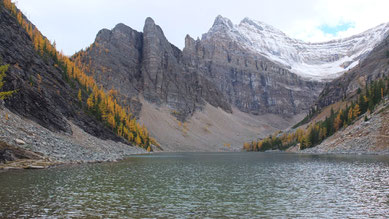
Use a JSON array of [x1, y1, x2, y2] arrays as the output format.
[[183, 17, 323, 115], [77, 17, 321, 120], [74, 18, 231, 121]]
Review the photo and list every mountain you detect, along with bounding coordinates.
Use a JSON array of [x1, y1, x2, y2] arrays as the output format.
[[246, 32, 389, 154], [0, 2, 147, 164], [0, 0, 388, 156], [295, 33, 389, 154], [184, 17, 323, 116], [74, 19, 231, 122], [75, 16, 328, 151], [317, 33, 389, 108], [74, 15, 389, 151], [206, 16, 389, 81]]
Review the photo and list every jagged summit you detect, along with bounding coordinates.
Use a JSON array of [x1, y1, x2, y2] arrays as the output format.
[[240, 17, 286, 36], [204, 16, 389, 81], [212, 15, 234, 29]]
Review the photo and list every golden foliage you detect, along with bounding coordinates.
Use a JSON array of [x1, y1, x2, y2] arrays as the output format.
[[334, 110, 342, 131], [2, 0, 156, 149], [78, 89, 82, 102], [353, 104, 360, 118]]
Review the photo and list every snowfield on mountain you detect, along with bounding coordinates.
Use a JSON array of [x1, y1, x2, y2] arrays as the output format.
[[204, 16, 389, 81]]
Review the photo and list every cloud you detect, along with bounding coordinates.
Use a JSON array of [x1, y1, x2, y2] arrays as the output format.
[[285, 0, 389, 42], [14, 0, 389, 55]]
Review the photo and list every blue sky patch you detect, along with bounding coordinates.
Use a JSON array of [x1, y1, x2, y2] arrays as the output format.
[[319, 22, 355, 35]]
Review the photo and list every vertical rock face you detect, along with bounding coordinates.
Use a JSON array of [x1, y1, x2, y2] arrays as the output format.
[[77, 18, 231, 121], [94, 23, 143, 96], [141, 17, 187, 107], [182, 19, 323, 115], [78, 17, 322, 121]]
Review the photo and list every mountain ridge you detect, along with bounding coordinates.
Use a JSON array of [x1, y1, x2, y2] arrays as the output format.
[[204, 15, 389, 81], [73, 16, 324, 151]]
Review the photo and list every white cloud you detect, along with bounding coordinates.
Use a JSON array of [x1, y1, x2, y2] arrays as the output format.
[[14, 0, 389, 55]]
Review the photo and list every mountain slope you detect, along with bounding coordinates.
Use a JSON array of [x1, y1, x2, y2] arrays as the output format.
[[0, 3, 118, 140], [316, 34, 389, 109], [299, 102, 389, 154], [286, 34, 389, 154], [0, 1, 147, 164], [205, 16, 389, 81]]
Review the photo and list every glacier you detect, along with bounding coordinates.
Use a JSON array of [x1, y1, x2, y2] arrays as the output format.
[[203, 16, 389, 81]]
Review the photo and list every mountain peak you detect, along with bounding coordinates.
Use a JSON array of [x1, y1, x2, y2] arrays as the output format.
[[239, 17, 286, 36], [145, 17, 156, 27], [240, 17, 265, 31], [113, 23, 130, 31], [212, 15, 234, 29]]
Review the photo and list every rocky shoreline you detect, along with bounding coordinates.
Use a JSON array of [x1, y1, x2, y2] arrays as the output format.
[[0, 102, 147, 171]]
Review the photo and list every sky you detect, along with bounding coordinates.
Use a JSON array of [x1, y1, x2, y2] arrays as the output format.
[[14, 0, 389, 56]]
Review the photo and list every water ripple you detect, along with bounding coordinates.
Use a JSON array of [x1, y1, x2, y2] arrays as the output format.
[[0, 153, 388, 218]]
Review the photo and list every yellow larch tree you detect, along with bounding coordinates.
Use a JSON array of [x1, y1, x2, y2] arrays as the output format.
[[334, 111, 342, 131], [348, 108, 353, 122], [78, 89, 82, 102], [353, 104, 360, 118]]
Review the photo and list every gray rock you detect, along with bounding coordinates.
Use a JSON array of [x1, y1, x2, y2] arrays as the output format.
[[0, 149, 16, 162], [15, 138, 25, 145], [26, 165, 45, 169]]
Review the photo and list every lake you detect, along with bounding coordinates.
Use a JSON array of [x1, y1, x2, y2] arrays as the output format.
[[0, 152, 388, 218]]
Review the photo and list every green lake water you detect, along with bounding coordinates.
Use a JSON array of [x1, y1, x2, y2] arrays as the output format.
[[0, 152, 388, 218]]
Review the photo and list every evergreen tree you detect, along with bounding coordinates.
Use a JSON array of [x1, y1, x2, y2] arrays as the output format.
[[0, 65, 16, 99]]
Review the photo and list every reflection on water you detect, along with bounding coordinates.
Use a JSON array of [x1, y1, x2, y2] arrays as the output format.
[[0, 153, 388, 218]]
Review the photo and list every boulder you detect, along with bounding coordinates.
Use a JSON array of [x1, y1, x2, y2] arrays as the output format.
[[0, 149, 16, 163], [15, 139, 25, 145]]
